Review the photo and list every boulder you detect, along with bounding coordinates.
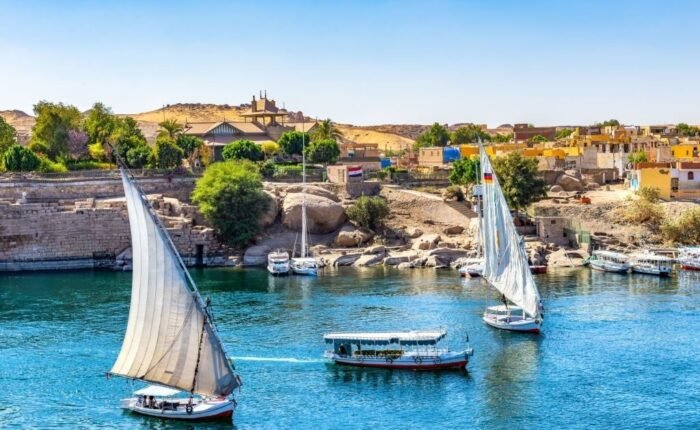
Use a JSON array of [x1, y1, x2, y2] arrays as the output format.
[[442, 225, 464, 235], [363, 245, 386, 255], [332, 253, 362, 266], [556, 175, 584, 192], [412, 234, 442, 250], [424, 255, 448, 268], [259, 191, 279, 227], [243, 245, 271, 266], [585, 182, 600, 190], [549, 185, 564, 193], [383, 251, 419, 265], [282, 193, 346, 234], [334, 225, 374, 247], [284, 184, 340, 202], [427, 247, 468, 263], [404, 227, 423, 238], [353, 253, 384, 267], [397, 262, 414, 269]]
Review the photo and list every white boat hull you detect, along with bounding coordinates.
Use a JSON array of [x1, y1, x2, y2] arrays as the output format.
[[459, 265, 483, 277], [267, 263, 290, 276], [329, 350, 472, 370], [631, 265, 672, 276], [590, 260, 629, 273], [291, 258, 318, 276], [482, 312, 541, 333], [121, 397, 235, 421]]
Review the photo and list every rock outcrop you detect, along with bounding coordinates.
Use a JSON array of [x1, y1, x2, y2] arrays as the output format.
[[282, 193, 346, 234], [283, 185, 340, 202], [334, 225, 374, 247], [412, 234, 441, 250], [556, 174, 584, 192], [243, 245, 271, 266], [260, 191, 279, 227]]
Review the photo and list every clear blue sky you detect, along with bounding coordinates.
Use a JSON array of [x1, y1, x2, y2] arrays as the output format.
[[1, 0, 698, 126]]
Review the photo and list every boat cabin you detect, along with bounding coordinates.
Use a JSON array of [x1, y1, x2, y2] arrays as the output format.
[[324, 330, 447, 358], [593, 250, 629, 264]]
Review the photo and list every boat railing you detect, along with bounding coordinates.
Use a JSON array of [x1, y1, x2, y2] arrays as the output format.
[[337, 347, 449, 359]]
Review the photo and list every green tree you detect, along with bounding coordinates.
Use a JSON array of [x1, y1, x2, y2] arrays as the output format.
[[222, 139, 263, 161], [261, 141, 280, 158], [277, 131, 310, 155], [311, 119, 344, 142], [83, 102, 116, 146], [152, 137, 184, 169], [528, 134, 548, 143], [192, 160, 271, 247], [492, 133, 513, 143], [677, 123, 700, 137], [157, 119, 184, 139], [449, 157, 481, 186], [29, 101, 82, 160], [492, 151, 547, 210], [0, 116, 17, 154], [175, 134, 203, 158], [596, 119, 620, 127], [451, 125, 491, 145], [415, 122, 450, 148], [555, 129, 574, 140], [346, 196, 390, 231], [126, 143, 152, 168], [3, 145, 41, 171], [627, 151, 648, 164], [305, 139, 340, 164]]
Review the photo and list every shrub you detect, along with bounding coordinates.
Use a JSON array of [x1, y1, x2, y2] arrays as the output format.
[[259, 160, 275, 179], [3, 145, 41, 171], [661, 208, 700, 244], [274, 164, 303, 176], [305, 139, 340, 164], [222, 140, 263, 161], [277, 131, 310, 155], [126, 143, 152, 168], [175, 134, 203, 158], [622, 198, 664, 227], [66, 160, 114, 170], [637, 186, 660, 203], [261, 141, 280, 157], [152, 137, 184, 169], [88, 142, 107, 161], [191, 160, 271, 248], [444, 185, 465, 201], [37, 156, 68, 173], [346, 196, 390, 230]]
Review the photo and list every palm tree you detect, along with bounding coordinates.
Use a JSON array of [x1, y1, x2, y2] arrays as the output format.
[[312, 118, 344, 142], [158, 119, 184, 139]]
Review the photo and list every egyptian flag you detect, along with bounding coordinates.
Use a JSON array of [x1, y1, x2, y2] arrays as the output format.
[[348, 166, 363, 178], [483, 171, 493, 184]]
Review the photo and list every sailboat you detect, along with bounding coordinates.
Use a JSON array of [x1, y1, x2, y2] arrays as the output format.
[[109, 167, 242, 421], [460, 169, 484, 278], [478, 144, 544, 333], [291, 122, 319, 276]]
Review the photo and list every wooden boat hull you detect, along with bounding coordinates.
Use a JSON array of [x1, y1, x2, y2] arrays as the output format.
[[680, 263, 700, 271], [330, 351, 471, 371], [482, 314, 541, 333], [529, 265, 547, 274], [122, 398, 235, 421]]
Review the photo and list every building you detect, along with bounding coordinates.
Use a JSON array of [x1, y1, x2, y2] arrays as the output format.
[[513, 124, 556, 142], [327, 165, 364, 184], [337, 143, 381, 171], [418, 146, 461, 167], [628, 161, 700, 200]]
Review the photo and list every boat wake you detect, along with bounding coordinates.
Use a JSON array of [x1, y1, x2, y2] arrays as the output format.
[[230, 356, 325, 364]]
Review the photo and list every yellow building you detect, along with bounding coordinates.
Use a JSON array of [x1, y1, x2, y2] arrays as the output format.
[[628, 162, 672, 200], [670, 144, 699, 159], [459, 145, 479, 158]]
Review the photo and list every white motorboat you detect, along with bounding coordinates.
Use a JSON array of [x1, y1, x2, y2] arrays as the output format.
[[268, 250, 291, 276], [630, 252, 673, 276], [121, 385, 235, 421], [482, 305, 541, 333], [478, 143, 544, 333], [324, 330, 473, 370], [589, 250, 630, 273], [459, 258, 484, 277], [290, 125, 319, 277], [678, 247, 700, 271], [110, 167, 241, 422]]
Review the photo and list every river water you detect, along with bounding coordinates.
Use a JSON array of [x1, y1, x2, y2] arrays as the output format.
[[1, 267, 699, 429]]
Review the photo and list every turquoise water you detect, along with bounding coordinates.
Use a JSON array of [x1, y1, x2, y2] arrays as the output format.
[[1, 267, 699, 429]]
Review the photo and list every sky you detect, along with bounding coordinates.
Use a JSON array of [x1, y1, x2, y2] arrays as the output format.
[[1, 0, 699, 126]]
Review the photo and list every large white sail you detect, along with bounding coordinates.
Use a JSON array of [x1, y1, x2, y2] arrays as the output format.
[[479, 146, 542, 319], [111, 169, 240, 397]]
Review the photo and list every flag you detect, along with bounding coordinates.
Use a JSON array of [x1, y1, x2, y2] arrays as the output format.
[[483, 172, 493, 183], [348, 166, 363, 178]]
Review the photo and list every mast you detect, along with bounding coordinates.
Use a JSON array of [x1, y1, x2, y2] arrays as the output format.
[[475, 139, 483, 258], [301, 119, 307, 258]]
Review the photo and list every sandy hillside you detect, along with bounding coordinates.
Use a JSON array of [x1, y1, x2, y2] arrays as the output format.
[[126, 103, 250, 123], [337, 125, 415, 152]]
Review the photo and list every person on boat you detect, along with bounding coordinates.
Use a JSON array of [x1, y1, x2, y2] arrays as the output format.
[[338, 344, 347, 357], [501, 294, 508, 309]]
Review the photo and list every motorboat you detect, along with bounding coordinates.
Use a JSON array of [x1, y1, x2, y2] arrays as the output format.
[[267, 250, 290, 276], [110, 166, 241, 422], [323, 330, 473, 370], [679, 247, 700, 271], [482, 305, 541, 333], [121, 385, 235, 420], [589, 250, 630, 273], [458, 257, 483, 277], [630, 252, 673, 276], [477, 142, 544, 333]]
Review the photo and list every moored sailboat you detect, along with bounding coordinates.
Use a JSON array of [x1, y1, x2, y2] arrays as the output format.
[[291, 122, 318, 276], [109, 167, 242, 421], [478, 144, 544, 333]]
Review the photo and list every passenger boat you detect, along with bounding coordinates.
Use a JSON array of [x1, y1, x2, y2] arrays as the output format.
[[459, 257, 484, 277], [678, 247, 700, 271], [110, 166, 241, 422], [589, 250, 630, 273], [478, 143, 544, 333], [291, 126, 319, 277], [267, 250, 291, 276], [630, 252, 673, 276], [323, 330, 473, 370]]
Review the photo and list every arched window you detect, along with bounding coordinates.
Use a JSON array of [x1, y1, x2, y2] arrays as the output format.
[[689, 172, 695, 181]]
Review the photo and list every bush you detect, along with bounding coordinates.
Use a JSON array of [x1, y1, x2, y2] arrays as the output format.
[[222, 140, 263, 161], [305, 139, 340, 164], [37, 157, 68, 173], [88, 142, 107, 161], [175, 134, 203, 158], [126, 143, 152, 168], [191, 160, 271, 248], [3, 145, 41, 171], [261, 141, 280, 157], [637, 186, 660, 203], [277, 131, 310, 155], [623, 198, 664, 227], [66, 160, 114, 170], [444, 185, 465, 201], [153, 137, 184, 169], [449, 157, 480, 186], [661, 208, 700, 244], [259, 160, 275, 179], [346, 196, 390, 231], [274, 164, 303, 176]]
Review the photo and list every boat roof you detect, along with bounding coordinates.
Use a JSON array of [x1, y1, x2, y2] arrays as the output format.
[[633, 253, 673, 262], [133, 385, 181, 397], [324, 330, 446, 345], [593, 250, 629, 259]]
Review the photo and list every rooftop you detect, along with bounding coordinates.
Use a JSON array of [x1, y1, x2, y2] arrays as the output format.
[[323, 330, 447, 345]]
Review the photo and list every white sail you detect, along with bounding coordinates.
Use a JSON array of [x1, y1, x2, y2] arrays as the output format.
[[111, 169, 240, 397], [479, 146, 542, 319]]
